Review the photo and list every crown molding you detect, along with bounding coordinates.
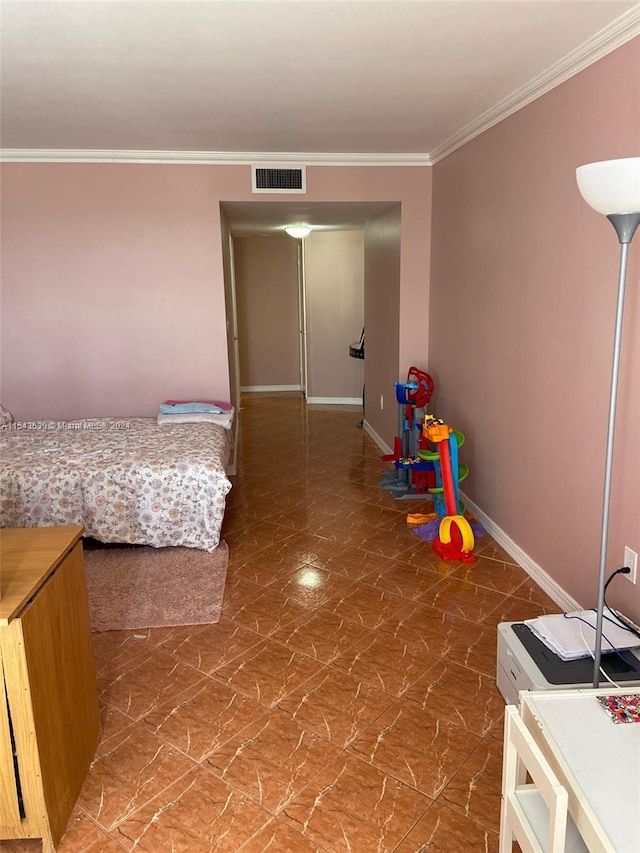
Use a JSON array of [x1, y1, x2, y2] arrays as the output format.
[[1, 8, 636, 169], [0, 149, 432, 166], [430, 6, 640, 164]]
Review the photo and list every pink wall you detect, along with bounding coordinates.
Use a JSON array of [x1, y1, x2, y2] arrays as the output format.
[[429, 38, 640, 621], [233, 234, 301, 388], [305, 230, 364, 400], [1, 165, 229, 418], [364, 206, 402, 443], [0, 163, 431, 424]]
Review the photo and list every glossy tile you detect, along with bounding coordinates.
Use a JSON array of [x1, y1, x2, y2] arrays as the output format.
[[394, 801, 500, 852], [142, 676, 263, 761], [379, 602, 479, 657], [348, 700, 482, 797], [113, 767, 272, 852], [323, 582, 407, 630], [348, 526, 416, 560], [225, 521, 296, 564], [226, 586, 312, 634], [475, 538, 520, 565], [276, 666, 393, 747], [229, 531, 324, 577], [281, 753, 431, 852], [99, 704, 135, 741], [331, 629, 441, 696], [221, 575, 264, 616], [144, 622, 207, 647], [77, 723, 195, 831], [204, 711, 342, 812], [424, 573, 509, 622], [510, 578, 559, 609], [272, 608, 374, 664], [212, 637, 325, 707], [451, 556, 529, 596], [239, 818, 329, 852], [92, 629, 155, 679], [97, 645, 204, 720], [403, 657, 505, 736], [438, 733, 505, 832], [309, 514, 369, 546], [84, 838, 128, 852], [365, 556, 443, 600], [269, 565, 355, 608], [58, 807, 116, 850], [446, 621, 500, 677], [156, 617, 263, 673], [316, 545, 388, 582]]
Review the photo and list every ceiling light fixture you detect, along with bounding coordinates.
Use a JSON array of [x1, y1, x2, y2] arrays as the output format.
[[284, 224, 312, 239]]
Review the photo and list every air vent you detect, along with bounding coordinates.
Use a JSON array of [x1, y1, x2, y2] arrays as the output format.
[[252, 164, 306, 194]]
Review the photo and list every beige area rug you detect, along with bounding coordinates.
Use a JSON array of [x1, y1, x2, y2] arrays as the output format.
[[83, 539, 229, 632]]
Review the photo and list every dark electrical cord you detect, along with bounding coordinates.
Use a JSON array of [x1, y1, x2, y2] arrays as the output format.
[[603, 566, 640, 641], [561, 566, 640, 674], [561, 612, 639, 670]]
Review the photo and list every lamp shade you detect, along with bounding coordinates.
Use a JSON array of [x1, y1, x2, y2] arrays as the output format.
[[284, 224, 312, 238], [576, 157, 640, 215]]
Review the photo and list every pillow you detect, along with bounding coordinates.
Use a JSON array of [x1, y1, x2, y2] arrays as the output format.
[[0, 404, 14, 427]]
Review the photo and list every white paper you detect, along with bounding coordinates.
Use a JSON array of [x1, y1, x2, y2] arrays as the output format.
[[525, 608, 640, 661]]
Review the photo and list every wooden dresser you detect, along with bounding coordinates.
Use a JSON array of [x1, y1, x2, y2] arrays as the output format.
[[0, 526, 100, 852]]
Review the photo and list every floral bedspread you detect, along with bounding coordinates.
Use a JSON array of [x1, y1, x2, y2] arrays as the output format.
[[0, 418, 232, 551]]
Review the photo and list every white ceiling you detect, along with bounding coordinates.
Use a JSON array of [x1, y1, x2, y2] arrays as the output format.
[[1, 0, 638, 160], [1, 1, 638, 233]]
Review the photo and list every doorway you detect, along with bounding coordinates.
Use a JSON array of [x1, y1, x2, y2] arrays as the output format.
[[232, 232, 303, 395], [230, 228, 365, 404], [220, 199, 402, 450]]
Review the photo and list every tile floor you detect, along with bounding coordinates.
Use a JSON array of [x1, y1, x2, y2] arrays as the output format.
[[6, 394, 558, 852]]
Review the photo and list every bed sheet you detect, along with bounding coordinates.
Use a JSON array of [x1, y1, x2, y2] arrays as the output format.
[[0, 418, 232, 551]]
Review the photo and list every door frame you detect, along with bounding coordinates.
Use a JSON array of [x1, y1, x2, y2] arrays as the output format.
[[227, 234, 242, 411], [297, 239, 308, 398]]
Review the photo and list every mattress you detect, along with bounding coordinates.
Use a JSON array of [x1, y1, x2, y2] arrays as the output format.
[[0, 418, 232, 551]]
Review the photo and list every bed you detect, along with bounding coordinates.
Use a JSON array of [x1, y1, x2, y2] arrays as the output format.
[[0, 418, 232, 551]]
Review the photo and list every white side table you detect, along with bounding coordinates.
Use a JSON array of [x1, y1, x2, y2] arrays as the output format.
[[519, 687, 640, 852]]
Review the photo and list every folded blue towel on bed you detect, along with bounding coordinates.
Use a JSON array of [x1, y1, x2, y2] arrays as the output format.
[[159, 402, 224, 415]]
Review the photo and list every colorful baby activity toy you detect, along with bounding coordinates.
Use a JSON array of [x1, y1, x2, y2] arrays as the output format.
[[379, 367, 436, 499], [380, 370, 481, 562], [418, 416, 477, 563]]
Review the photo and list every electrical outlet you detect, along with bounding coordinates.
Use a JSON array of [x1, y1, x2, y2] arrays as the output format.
[[623, 547, 638, 584], [380, 394, 384, 410]]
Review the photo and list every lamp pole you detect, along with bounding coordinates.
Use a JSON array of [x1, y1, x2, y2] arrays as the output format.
[[576, 158, 640, 687], [592, 212, 640, 686]]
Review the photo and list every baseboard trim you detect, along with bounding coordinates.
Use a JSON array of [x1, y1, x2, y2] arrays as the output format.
[[362, 419, 393, 456], [460, 491, 580, 612], [240, 385, 302, 393], [307, 396, 362, 405]]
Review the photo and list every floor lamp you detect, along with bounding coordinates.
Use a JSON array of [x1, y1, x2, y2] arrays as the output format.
[[575, 157, 640, 688]]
